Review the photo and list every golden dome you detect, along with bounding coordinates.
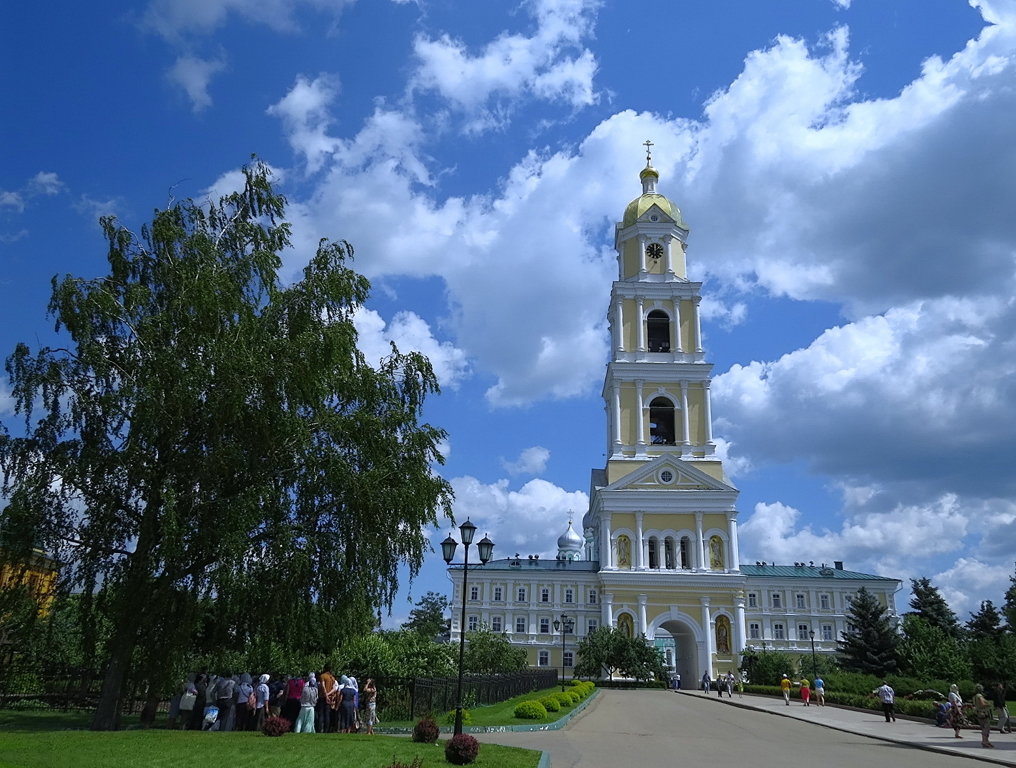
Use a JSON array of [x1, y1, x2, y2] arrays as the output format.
[[622, 192, 687, 230]]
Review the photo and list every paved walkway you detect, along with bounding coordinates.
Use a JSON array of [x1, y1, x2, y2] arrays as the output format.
[[684, 688, 1016, 766], [477, 688, 1016, 767]]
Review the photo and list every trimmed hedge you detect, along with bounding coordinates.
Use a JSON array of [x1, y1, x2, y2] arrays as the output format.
[[513, 700, 548, 719], [540, 696, 561, 712], [553, 691, 575, 707]]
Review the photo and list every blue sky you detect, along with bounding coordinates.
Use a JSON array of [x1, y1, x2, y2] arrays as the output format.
[[3, 0, 1014, 625]]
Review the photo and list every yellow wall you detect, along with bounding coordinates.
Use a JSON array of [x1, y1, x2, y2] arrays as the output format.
[[0, 554, 58, 617]]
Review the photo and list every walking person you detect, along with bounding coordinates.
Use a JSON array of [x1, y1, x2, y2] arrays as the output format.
[[780, 674, 792, 705], [799, 677, 811, 706], [973, 684, 995, 748], [363, 678, 378, 735], [701, 671, 711, 693], [948, 683, 964, 738], [875, 681, 895, 722], [994, 682, 1011, 734], [813, 676, 825, 707]]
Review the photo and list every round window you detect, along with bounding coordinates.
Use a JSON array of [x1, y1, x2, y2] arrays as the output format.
[[660, 469, 674, 483]]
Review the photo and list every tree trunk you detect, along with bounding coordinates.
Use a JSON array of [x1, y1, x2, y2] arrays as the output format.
[[90, 641, 132, 730]]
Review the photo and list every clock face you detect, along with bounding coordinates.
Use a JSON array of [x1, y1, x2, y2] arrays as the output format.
[[646, 242, 664, 260]]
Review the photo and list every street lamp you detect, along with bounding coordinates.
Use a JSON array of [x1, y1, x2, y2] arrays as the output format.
[[442, 519, 494, 735], [808, 629, 817, 682], [553, 615, 575, 691]]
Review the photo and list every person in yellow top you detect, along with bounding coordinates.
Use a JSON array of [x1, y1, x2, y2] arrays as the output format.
[[780, 674, 792, 705], [799, 678, 811, 706]]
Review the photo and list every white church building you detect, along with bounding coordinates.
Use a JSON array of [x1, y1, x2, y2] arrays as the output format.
[[448, 152, 901, 682]]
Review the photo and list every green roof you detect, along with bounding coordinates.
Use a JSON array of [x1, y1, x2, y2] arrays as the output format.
[[741, 564, 898, 581]]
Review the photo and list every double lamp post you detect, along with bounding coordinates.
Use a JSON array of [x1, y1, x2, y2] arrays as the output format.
[[441, 519, 494, 736], [553, 615, 574, 691]]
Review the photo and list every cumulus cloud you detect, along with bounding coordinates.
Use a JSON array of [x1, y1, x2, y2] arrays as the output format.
[[501, 446, 551, 476], [353, 307, 470, 389], [167, 54, 227, 111], [409, 0, 601, 132], [143, 0, 352, 40], [267, 74, 341, 172], [1, 171, 64, 215]]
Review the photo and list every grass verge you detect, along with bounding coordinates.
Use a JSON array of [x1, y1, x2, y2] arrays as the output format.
[[382, 685, 592, 730]]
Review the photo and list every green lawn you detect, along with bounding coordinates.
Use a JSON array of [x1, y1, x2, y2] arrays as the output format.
[[382, 685, 592, 730], [0, 731, 540, 768]]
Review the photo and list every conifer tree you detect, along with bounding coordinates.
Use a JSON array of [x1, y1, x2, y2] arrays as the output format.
[[908, 577, 962, 637], [838, 587, 899, 677]]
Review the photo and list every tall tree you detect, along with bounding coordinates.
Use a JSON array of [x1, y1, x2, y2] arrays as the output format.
[[1004, 564, 1016, 632], [838, 587, 900, 677], [968, 600, 1004, 641], [462, 626, 528, 675], [573, 626, 666, 681], [908, 577, 961, 637], [898, 613, 971, 682], [402, 591, 451, 641], [0, 160, 453, 729]]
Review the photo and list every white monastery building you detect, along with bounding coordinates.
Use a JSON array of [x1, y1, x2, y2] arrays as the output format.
[[448, 151, 901, 682]]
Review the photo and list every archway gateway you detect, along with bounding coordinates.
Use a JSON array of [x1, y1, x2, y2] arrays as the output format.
[[654, 619, 700, 685]]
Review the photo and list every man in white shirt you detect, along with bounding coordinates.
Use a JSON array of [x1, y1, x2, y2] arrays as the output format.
[[875, 681, 896, 723]]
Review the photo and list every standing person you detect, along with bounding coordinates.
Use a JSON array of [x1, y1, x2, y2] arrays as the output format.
[[284, 674, 305, 730], [295, 673, 318, 734], [701, 671, 711, 693], [875, 681, 896, 723], [799, 677, 811, 706], [973, 684, 995, 748], [363, 679, 378, 735], [780, 674, 792, 705], [254, 674, 270, 732], [319, 666, 338, 733], [235, 673, 254, 731], [216, 673, 237, 732], [994, 682, 1011, 734], [338, 675, 357, 733], [190, 673, 209, 731], [178, 674, 198, 729], [716, 672, 724, 697], [813, 676, 825, 707], [269, 675, 287, 718], [349, 676, 361, 731], [675, 673, 681, 690], [948, 684, 964, 738]]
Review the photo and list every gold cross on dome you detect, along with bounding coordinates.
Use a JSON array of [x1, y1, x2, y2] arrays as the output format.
[[643, 139, 654, 164]]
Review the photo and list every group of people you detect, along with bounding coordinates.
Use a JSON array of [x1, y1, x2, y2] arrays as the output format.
[[778, 674, 825, 706], [699, 671, 742, 697], [932, 682, 1010, 749], [168, 667, 379, 735]]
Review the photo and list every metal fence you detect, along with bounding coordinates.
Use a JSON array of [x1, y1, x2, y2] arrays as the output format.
[[0, 663, 156, 714]]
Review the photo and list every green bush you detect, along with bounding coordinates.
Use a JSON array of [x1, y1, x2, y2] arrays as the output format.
[[411, 716, 440, 743], [513, 700, 548, 719], [444, 709, 473, 726], [540, 696, 560, 712]]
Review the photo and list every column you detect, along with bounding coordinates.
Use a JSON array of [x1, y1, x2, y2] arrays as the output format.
[[601, 520, 613, 569], [680, 381, 690, 445], [693, 296, 704, 352], [638, 594, 648, 636], [612, 385, 622, 453], [734, 596, 747, 656], [638, 236, 647, 274], [727, 513, 740, 572], [613, 298, 624, 353], [603, 592, 614, 628], [701, 598, 714, 676], [703, 381, 714, 443], [636, 296, 646, 352], [664, 235, 674, 275], [635, 380, 646, 448], [674, 299, 684, 353], [695, 512, 706, 572], [635, 511, 645, 570]]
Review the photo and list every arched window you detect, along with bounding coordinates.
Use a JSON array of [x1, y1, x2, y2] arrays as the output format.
[[680, 536, 690, 568], [647, 310, 670, 352], [649, 397, 676, 445], [647, 537, 658, 569], [664, 537, 675, 569]]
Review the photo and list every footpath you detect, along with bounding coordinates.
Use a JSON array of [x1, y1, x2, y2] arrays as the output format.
[[682, 688, 1016, 766]]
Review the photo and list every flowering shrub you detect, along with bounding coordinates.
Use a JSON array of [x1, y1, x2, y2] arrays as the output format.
[[412, 716, 440, 743], [261, 716, 291, 737], [444, 733, 480, 765], [513, 700, 547, 719]]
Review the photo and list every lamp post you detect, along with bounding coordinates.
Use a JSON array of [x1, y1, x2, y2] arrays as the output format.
[[553, 615, 574, 691], [441, 519, 494, 735], [808, 629, 817, 682]]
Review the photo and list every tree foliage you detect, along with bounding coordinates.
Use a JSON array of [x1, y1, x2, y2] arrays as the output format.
[[739, 648, 799, 686], [1004, 565, 1016, 632], [0, 160, 453, 728], [908, 577, 961, 637], [573, 626, 666, 681], [838, 587, 899, 677], [462, 626, 527, 675], [897, 614, 971, 682], [402, 591, 450, 641]]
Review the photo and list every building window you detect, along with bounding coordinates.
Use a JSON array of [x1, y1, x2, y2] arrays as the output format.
[[647, 309, 670, 352], [819, 594, 830, 610], [773, 623, 785, 640], [517, 587, 527, 602], [516, 617, 527, 633], [749, 623, 760, 640], [649, 397, 676, 445], [540, 618, 550, 633], [492, 616, 503, 632], [564, 588, 574, 604], [538, 650, 550, 667], [541, 588, 550, 603], [563, 651, 574, 667], [664, 538, 675, 569], [468, 615, 478, 632], [795, 594, 806, 610], [469, 586, 479, 601], [822, 624, 833, 641], [797, 624, 809, 641], [493, 586, 503, 602], [588, 590, 597, 604], [587, 619, 598, 634], [771, 593, 782, 609], [747, 593, 757, 608], [680, 537, 690, 568], [648, 537, 659, 568]]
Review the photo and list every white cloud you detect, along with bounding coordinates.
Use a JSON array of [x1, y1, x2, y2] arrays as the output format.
[[353, 307, 470, 390], [0, 229, 29, 244], [0, 191, 23, 213], [26, 172, 64, 197], [267, 74, 341, 172], [501, 446, 551, 476], [409, 0, 600, 132], [143, 0, 352, 40], [934, 557, 1013, 619], [167, 54, 227, 111], [74, 195, 123, 225]]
